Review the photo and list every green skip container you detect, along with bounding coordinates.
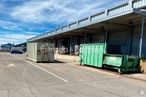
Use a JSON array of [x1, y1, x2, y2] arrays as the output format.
[[103, 54, 140, 73], [80, 43, 106, 68]]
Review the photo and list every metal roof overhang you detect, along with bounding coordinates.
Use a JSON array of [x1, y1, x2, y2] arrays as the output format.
[[31, 10, 135, 42], [27, 0, 146, 42], [15, 42, 27, 46], [36, 11, 142, 41]]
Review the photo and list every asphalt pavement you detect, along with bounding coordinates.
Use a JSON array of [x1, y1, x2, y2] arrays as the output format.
[[0, 52, 146, 97]]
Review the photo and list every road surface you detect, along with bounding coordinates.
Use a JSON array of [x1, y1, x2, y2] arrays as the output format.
[[0, 52, 146, 97]]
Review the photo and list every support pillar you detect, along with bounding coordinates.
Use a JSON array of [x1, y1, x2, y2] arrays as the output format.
[[89, 33, 93, 43], [105, 28, 109, 53], [84, 32, 86, 44], [70, 36, 73, 54], [105, 28, 109, 44], [78, 36, 80, 45], [139, 16, 145, 57], [55, 38, 57, 48], [128, 21, 133, 55]]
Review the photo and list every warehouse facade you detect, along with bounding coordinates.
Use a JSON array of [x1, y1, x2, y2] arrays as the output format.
[[28, 0, 146, 58]]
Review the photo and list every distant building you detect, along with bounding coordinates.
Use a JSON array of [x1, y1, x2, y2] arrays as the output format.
[[0, 43, 14, 51]]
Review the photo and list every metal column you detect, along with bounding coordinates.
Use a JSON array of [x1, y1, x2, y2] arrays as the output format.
[[77, 36, 80, 45], [139, 16, 145, 57], [105, 28, 109, 53], [84, 32, 86, 44], [128, 21, 133, 55], [89, 33, 93, 43], [55, 39, 57, 48], [105, 28, 109, 43], [70, 36, 73, 54]]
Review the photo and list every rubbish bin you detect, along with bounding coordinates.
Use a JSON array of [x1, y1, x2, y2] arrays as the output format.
[[103, 54, 140, 73], [80, 43, 106, 68]]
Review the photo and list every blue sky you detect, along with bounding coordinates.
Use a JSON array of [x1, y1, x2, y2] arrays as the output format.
[[0, 0, 127, 44]]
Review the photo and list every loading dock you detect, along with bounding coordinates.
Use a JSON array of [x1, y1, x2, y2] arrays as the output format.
[[27, 0, 146, 73]]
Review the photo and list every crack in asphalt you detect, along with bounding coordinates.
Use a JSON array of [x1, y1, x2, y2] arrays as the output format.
[[7, 89, 10, 97], [28, 87, 37, 97], [103, 90, 130, 97]]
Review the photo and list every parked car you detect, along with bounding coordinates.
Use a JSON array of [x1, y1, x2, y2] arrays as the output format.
[[10, 47, 23, 54]]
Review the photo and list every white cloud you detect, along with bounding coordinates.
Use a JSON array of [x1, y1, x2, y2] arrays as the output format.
[[0, 32, 39, 44], [0, 20, 23, 31], [0, 20, 46, 32], [0, 0, 128, 45], [0, 2, 4, 10], [11, 0, 123, 24], [11, 0, 68, 23], [0, 4, 2, 9]]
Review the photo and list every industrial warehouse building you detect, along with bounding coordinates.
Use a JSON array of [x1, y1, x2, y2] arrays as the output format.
[[27, 0, 146, 61]]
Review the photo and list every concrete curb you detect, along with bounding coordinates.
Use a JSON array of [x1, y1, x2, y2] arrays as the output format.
[[122, 75, 146, 82]]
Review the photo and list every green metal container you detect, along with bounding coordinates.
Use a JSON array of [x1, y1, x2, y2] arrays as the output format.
[[103, 54, 140, 73], [80, 43, 106, 68]]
